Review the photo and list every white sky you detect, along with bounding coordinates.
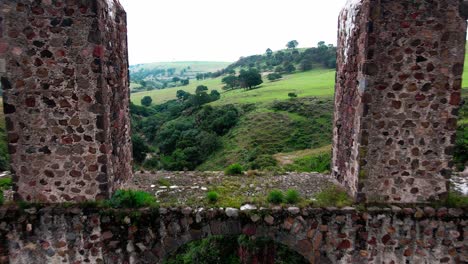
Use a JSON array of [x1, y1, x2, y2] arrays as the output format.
[[119, 0, 348, 65]]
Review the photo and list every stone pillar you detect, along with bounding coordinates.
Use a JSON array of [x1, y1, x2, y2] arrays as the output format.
[[332, 0, 467, 203], [0, 0, 132, 202]]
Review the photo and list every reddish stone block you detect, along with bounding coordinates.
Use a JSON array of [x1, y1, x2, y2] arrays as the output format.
[[1, 0, 133, 202], [332, 0, 466, 203]]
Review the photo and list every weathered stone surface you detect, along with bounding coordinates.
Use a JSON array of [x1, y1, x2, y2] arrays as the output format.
[[0, 206, 465, 263], [226, 208, 239, 218], [0, 0, 133, 202], [332, 0, 467, 203]]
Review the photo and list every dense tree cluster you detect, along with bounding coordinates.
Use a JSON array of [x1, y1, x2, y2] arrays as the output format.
[[221, 68, 263, 90], [131, 87, 239, 170], [223, 41, 336, 75]]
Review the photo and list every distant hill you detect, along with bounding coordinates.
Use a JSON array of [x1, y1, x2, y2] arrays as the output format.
[[129, 61, 231, 92], [130, 61, 231, 74]]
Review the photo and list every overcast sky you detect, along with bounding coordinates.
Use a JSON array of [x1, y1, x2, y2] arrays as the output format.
[[119, 0, 348, 65]]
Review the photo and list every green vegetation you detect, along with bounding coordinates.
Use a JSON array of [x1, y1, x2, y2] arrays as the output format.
[[206, 191, 220, 203], [164, 235, 308, 264], [284, 152, 331, 173], [224, 164, 243, 175], [313, 186, 353, 208], [199, 97, 333, 171], [267, 190, 284, 204], [132, 69, 335, 106], [454, 90, 468, 170], [221, 68, 263, 90], [285, 189, 301, 204], [141, 96, 153, 107], [109, 190, 158, 208], [443, 191, 468, 208], [0, 177, 12, 190], [158, 178, 171, 187], [130, 61, 230, 93], [131, 88, 239, 170], [267, 72, 282, 81]]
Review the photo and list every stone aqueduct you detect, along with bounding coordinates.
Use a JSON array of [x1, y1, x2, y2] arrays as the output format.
[[0, 0, 467, 263]]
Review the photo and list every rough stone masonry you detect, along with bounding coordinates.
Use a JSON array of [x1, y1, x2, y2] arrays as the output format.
[[0, 206, 466, 264], [333, 0, 468, 203], [0, 0, 132, 202]]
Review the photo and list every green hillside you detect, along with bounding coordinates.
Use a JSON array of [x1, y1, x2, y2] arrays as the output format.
[[132, 77, 225, 105], [130, 48, 468, 172], [131, 69, 335, 106]]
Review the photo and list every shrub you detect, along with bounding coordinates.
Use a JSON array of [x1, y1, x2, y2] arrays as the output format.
[[314, 186, 353, 208], [0, 177, 12, 190], [0, 189, 3, 205], [267, 73, 282, 81], [206, 191, 219, 203], [267, 190, 284, 204], [285, 189, 300, 204], [286, 152, 331, 173], [250, 155, 277, 170], [109, 190, 158, 208], [288, 92, 298, 98], [141, 96, 153, 107], [224, 163, 243, 175], [443, 191, 468, 208], [157, 178, 171, 187]]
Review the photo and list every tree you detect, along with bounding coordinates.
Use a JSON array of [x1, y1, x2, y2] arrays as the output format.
[[141, 96, 152, 107], [238, 68, 263, 90], [267, 73, 282, 81], [221, 75, 239, 90], [181, 79, 189, 86], [172, 77, 180, 83], [300, 57, 313, 71], [132, 135, 150, 164], [196, 85, 208, 94], [286, 40, 299, 49], [139, 80, 147, 88], [283, 63, 296, 73], [176, 90, 190, 101], [266, 48, 273, 57], [210, 90, 220, 100]]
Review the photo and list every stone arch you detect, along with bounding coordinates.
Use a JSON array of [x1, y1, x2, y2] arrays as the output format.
[[154, 211, 333, 264]]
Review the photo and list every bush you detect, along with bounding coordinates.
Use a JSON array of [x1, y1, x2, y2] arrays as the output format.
[[286, 152, 331, 173], [443, 191, 468, 208], [267, 73, 282, 81], [267, 190, 284, 204], [158, 178, 171, 187], [249, 155, 277, 170], [206, 191, 219, 203], [314, 186, 353, 208], [141, 96, 153, 107], [0, 177, 12, 190], [224, 164, 243, 175], [0, 189, 3, 205], [109, 190, 158, 208], [285, 189, 300, 204], [288, 92, 298, 98]]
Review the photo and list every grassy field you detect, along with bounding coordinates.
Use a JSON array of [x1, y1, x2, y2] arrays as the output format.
[[131, 77, 226, 104], [131, 69, 336, 106]]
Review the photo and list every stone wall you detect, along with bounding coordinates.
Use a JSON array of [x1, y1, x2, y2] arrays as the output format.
[[0, 0, 132, 202], [0, 206, 465, 264], [333, 0, 467, 203]]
